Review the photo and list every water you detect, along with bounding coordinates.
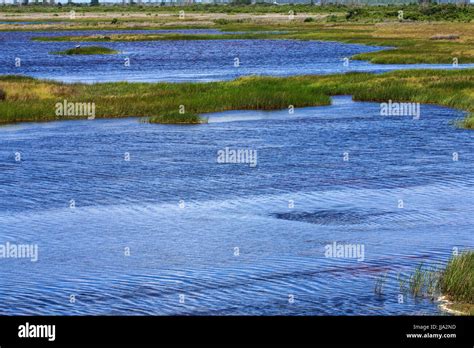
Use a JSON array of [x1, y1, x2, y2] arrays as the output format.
[[0, 30, 472, 83], [0, 96, 472, 315]]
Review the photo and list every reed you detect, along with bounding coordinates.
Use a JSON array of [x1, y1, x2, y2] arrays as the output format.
[[396, 251, 473, 314], [374, 273, 387, 295], [440, 251, 474, 304], [146, 112, 205, 124]]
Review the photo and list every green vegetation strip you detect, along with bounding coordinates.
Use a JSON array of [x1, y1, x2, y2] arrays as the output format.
[[440, 251, 474, 306], [0, 69, 473, 127], [51, 46, 119, 55], [35, 33, 271, 42]]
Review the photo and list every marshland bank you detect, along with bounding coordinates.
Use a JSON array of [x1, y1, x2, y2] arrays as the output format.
[[1, 69, 473, 127], [439, 251, 474, 315]]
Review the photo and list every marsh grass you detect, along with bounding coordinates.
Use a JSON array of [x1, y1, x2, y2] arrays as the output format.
[[395, 251, 473, 315], [397, 272, 408, 293], [374, 272, 387, 295], [146, 112, 205, 124], [440, 251, 474, 304], [34, 33, 271, 42], [409, 263, 427, 297], [51, 46, 119, 55], [396, 264, 440, 299], [405, 264, 440, 299], [0, 69, 473, 126]]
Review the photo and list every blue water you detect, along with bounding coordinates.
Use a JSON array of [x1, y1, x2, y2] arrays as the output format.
[[0, 29, 473, 82], [0, 29, 472, 315], [0, 96, 472, 315]]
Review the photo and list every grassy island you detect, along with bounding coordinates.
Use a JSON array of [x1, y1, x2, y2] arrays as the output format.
[[51, 46, 119, 55]]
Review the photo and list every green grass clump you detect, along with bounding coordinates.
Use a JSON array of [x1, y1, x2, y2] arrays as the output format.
[[214, 18, 231, 25], [408, 264, 427, 297], [344, 4, 474, 23], [396, 251, 473, 314], [374, 272, 387, 295], [51, 46, 119, 55], [397, 263, 440, 299], [462, 114, 474, 128], [440, 251, 474, 304], [147, 112, 205, 124]]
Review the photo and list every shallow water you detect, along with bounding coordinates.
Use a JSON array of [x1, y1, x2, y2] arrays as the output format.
[[0, 96, 472, 315], [0, 30, 472, 82]]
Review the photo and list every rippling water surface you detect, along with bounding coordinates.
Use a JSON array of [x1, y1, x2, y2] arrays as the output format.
[[0, 96, 472, 315], [0, 30, 473, 82]]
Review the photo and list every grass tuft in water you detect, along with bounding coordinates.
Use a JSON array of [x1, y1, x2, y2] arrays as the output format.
[[146, 112, 206, 125], [374, 272, 387, 295], [409, 263, 427, 297], [397, 263, 441, 300], [51, 46, 119, 55]]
